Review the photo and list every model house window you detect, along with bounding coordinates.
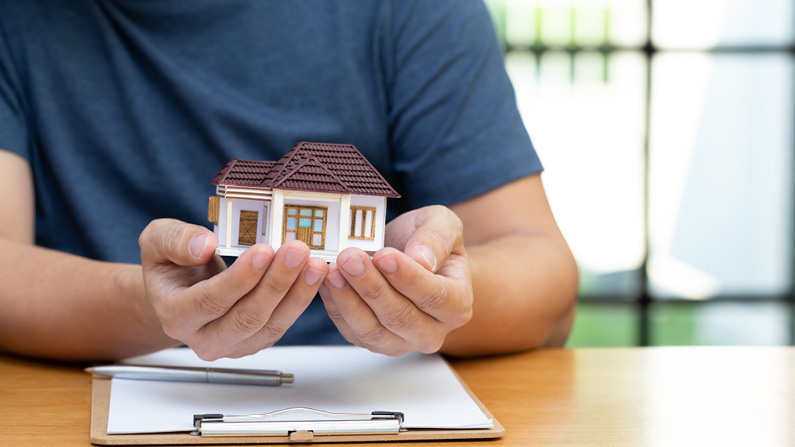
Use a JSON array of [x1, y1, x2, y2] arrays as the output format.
[[283, 205, 327, 249], [349, 206, 376, 240]]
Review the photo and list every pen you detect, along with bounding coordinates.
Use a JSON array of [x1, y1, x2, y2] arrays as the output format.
[[85, 365, 294, 386]]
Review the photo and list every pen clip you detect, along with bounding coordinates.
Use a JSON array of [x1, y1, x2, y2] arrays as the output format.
[[193, 407, 404, 437]]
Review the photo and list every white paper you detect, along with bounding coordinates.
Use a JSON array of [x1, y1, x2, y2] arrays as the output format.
[[106, 345, 493, 434]]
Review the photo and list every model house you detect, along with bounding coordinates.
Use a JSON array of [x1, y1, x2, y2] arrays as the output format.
[[208, 141, 400, 261]]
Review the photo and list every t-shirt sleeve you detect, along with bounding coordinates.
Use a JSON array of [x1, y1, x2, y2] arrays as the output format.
[[0, 14, 31, 159], [387, 0, 542, 208]]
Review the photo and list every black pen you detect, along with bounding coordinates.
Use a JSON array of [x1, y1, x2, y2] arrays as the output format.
[[85, 365, 294, 386]]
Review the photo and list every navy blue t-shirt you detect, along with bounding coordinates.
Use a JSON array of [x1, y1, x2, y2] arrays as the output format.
[[0, 0, 542, 344]]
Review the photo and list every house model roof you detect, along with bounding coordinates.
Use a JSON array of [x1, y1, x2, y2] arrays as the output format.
[[211, 159, 276, 187], [211, 142, 400, 198]]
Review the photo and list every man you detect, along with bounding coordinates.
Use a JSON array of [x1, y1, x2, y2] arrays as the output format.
[[0, 0, 578, 361]]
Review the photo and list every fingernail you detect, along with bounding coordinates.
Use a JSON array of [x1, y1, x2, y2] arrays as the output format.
[[375, 254, 398, 274], [340, 256, 366, 277], [189, 233, 209, 259], [304, 267, 324, 286], [327, 265, 348, 290], [284, 248, 306, 269], [252, 248, 272, 271], [416, 245, 437, 272]]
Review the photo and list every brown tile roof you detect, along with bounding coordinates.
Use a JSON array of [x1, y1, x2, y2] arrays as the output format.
[[211, 142, 400, 198], [270, 156, 350, 193], [211, 159, 276, 187]]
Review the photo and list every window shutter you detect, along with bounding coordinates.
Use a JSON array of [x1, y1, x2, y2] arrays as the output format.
[[208, 196, 220, 224]]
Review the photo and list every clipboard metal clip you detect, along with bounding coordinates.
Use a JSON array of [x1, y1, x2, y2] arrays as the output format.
[[193, 407, 405, 440]]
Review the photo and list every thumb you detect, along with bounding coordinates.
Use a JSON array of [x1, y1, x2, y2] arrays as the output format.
[[139, 219, 218, 267], [403, 206, 464, 273]]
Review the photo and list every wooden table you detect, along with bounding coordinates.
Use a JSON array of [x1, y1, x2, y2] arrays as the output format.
[[2, 347, 794, 446]]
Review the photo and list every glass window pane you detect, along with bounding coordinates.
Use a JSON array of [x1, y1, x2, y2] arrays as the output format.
[[313, 234, 322, 246], [566, 303, 639, 347], [538, 2, 570, 47], [364, 210, 373, 238], [572, 2, 606, 47], [315, 210, 324, 217], [284, 232, 295, 242], [649, 53, 794, 299], [299, 209, 312, 216], [653, 0, 795, 49], [488, 0, 647, 49], [286, 217, 296, 231], [313, 219, 323, 232], [502, 0, 537, 47], [354, 210, 363, 237], [604, 0, 647, 47], [299, 218, 311, 228], [288, 208, 297, 215], [506, 50, 647, 298], [651, 302, 791, 346]]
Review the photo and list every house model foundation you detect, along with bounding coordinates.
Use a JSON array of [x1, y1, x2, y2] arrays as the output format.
[[208, 142, 400, 261]]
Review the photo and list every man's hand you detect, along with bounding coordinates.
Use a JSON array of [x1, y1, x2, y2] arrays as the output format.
[[318, 206, 473, 356], [139, 219, 328, 360]]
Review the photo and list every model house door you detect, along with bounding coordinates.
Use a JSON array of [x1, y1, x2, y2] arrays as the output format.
[[296, 224, 312, 245], [284, 205, 327, 249], [238, 210, 258, 246]]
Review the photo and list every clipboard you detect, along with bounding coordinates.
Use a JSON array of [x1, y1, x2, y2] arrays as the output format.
[[89, 361, 505, 444]]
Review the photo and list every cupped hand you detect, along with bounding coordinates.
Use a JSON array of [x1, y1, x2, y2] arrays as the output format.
[[138, 219, 328, 360], [318, 206, 473, 356]]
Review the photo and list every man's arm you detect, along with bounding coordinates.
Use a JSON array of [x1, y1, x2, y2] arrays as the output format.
[[443, 174, 578, 356], [0, 150, 329, 361], [319, 174, 578, 358], [0, 150, 175, 361]]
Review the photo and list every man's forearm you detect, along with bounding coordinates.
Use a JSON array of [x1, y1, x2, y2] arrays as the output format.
[[0, 239, 178, 361], [440, 233, 578, 357]]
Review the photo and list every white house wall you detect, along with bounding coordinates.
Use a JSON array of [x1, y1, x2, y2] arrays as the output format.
[[214, 197, 228, 247], [348, 194, 387, 253], [216, 197, 269, 251]]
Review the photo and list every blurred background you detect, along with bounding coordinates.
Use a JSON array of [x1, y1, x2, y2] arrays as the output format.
[[483, 0, 795, 346]]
